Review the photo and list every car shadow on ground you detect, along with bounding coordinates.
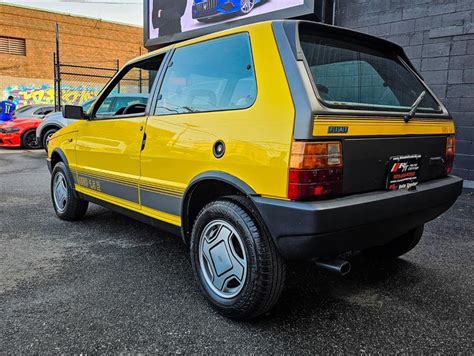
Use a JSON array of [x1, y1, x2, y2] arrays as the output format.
[[75, 204, 439, 325]]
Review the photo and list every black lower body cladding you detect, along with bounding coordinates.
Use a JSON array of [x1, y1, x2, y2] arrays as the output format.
[[251, 176, 463, 260]]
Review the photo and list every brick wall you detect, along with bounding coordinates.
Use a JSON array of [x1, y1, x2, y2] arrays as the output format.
[[0, 4, 145, 105], [336, 0, 474, 183]]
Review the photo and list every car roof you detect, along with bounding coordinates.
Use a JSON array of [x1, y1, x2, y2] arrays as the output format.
[[127, 21, 273, 66], [128, 20, 407, 67]]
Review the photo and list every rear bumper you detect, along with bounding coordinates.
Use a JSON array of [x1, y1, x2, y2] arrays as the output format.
[[251, 176, 463, 260]]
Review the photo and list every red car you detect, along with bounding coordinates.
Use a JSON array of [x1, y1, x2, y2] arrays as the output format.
[[0, 118, 43, 149]]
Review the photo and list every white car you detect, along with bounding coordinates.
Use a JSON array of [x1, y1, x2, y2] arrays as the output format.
[[14, 104, 55, 119]]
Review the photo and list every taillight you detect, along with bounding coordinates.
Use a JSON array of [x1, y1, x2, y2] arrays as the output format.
[[288, 141, 343, 200], [444, 135, 456, 175]]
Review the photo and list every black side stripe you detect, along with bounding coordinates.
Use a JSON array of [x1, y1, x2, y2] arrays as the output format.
[[76, 172, 139, 204], [73, 170, 182, 216], [140, 189, 182, 216]]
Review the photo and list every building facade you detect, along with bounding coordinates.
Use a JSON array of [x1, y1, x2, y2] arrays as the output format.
[[336, 0, 474, 183], [0, 4, 145, 107]]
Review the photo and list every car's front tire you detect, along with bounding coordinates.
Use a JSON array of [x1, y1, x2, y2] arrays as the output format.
[[364, 225, 424, 259], [190, 197, 286, 320], [42, 128, 58, 153], [240, 0, 255, 14], [51, 162, 88, 221], [21, 129, 41, 149]]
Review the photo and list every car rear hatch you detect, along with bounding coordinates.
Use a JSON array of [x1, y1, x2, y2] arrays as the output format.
[[274, 20, 455, 198]]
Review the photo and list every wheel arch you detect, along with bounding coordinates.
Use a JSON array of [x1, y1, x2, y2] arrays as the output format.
[[40, 124, 62, 139], [50, 148, 69, 170], [181, 171, 258, 245], [50, 148, 79, 198]]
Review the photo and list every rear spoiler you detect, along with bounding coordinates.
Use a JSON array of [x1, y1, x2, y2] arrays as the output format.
[[277, 20, 422, 79]]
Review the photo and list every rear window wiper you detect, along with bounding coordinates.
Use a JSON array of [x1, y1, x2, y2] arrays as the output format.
[[404, 90, 426, 123]]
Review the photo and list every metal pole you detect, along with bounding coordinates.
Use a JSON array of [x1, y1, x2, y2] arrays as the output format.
[[53, 52, 57, 111], [139, 69, 143, 93], [55, 23, 62, 110], [116, 59, 121, 93]]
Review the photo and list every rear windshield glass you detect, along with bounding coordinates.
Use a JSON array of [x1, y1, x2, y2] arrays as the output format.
[[299, 27, 441, 113]]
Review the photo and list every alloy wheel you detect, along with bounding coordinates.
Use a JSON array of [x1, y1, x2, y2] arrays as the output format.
[[241, 0, 255, 14], [198, 220, 248, 299], [45, 132, 54, 147], [24, 131, 40, 149], [53, 172, 68, 213]]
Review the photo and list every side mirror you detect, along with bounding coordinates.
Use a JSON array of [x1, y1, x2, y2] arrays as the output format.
[[63, 105, 88, 120]]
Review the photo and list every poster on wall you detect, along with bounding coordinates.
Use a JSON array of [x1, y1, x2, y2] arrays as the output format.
[[145, 0, 315, 47]]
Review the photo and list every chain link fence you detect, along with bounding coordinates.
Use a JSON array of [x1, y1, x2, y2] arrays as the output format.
[[54, 57, 120, 110], [54, 58, 151, 110]]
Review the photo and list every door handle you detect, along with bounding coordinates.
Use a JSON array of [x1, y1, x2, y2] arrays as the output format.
[[140, 125, 144, 132], [141, 132, 147, 151]]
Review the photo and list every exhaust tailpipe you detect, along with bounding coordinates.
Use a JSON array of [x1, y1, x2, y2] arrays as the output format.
[[315, 259, 351, 276]]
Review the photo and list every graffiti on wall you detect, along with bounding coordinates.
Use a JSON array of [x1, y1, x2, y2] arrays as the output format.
[[3, 85, 100, 106]]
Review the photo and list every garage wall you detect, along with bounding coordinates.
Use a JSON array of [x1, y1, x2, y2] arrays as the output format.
[[0, 4, 145, 106], [336, 0, 474, 184]]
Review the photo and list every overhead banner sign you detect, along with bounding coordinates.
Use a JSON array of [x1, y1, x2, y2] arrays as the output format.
[[145, 0, 316, 48]]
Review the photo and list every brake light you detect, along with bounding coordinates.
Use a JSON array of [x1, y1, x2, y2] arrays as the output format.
[[288, 141, 343, 200], [444, 135, 456, 175]]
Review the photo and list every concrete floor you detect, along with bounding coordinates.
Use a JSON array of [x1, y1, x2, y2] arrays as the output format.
[[1, 149, 473, 353]]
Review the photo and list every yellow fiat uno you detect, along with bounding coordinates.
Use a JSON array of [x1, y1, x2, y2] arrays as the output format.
[[48, 20, 463, 319]]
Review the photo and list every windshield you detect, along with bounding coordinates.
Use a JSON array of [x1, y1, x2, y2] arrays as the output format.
[[299, 27, 441, 113]]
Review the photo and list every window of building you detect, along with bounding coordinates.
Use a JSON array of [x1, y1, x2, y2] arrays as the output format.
[[0, 36, 26, 56], [156, 33, 257, 115]]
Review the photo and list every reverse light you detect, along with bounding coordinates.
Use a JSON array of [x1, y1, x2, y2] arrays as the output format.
[[288, 141, 343, 200], [444, 135, 456, 175]]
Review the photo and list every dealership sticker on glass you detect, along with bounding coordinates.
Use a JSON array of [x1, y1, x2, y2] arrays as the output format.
[[386, 154, 422, 191]]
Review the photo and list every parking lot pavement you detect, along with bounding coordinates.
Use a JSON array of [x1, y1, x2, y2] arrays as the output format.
[[0, 149, 473, 353]]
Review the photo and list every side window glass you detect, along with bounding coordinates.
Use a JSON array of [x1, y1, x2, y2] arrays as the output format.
[[97, 97, 114, 114], [156, 33, 257, 115], [93, 54, 165, 119], [112, 96, 147, 113], [81, 100, 95, 113]]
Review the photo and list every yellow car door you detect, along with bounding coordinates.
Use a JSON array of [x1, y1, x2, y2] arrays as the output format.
[[74, 116, 146, 209], [73, 62, 161, 210]]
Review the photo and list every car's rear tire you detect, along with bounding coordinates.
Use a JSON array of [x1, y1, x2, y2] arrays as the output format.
[[190, 196, 286, 320], [51, 162, 88, 221], [364, 225, 424, 259], [42, 128, 58, 153], [21, 129, 41, 149]]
